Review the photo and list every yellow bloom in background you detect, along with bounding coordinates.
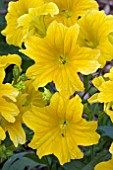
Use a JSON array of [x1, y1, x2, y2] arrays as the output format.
[[0, 76, 19, 141], [94, 156, 113, 170], [88, 67, 113, 122], [2, 0, 47, 47], [95, 143, 113, 170], [0, 53, 24, 146], [22, 80, 47, 107], [1, 92, 26, 147], [0, 79, 47, 147], [23, 93, 100, 165], [21, 21, 100, 97], [44, 0, 98, 26], [77, 10, 113, 67], [18, 2, 59, 39]]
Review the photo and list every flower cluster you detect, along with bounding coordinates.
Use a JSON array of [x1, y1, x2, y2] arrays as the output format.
[[1, 0, 113, 168]]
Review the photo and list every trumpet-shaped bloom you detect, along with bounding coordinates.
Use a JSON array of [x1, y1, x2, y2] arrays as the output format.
[[77, 10, 113, 67], [0, 75, 19, 141], [44, 0, 98, 26], [1, 92, 26, 147], [0, 53, 22, 141], [17, 3, 59, 39], [88, 67, 113, 122], [0, 80, 47, 146], [23, 93, 100, 165], [2, 0, 58, 47], [21, 21, 100, 97]]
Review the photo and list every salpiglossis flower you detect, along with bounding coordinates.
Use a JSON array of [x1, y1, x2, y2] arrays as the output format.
[[17, 2, 59, 39], [0, 75, 19, 142], [77, 10, 113, 67], [0, 53, 25, 146], [2, 0, 58, 47], [44, 0, 98, 26], [23, 93, 100, 165], [21, 21, 100, 97], [88, 67, 113, 122], [0, 79, 47, 147]]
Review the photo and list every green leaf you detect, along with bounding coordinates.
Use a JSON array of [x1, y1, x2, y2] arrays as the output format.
[[2, 152, 47, 170], [0, 42, 19, 55], [98, 126, 113, 139], [25, 153, 48, 167], [81, 150, 110, 170], [63, 160, 85, 170], [3, 157, 39, 170], [0, 14, 6, 31], [0, 0, 6, 10]]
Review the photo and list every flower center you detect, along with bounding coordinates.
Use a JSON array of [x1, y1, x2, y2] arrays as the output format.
[[84, 38, 97, 49], [59, 54, 66, 65], [60, 120, 69, 137], [61, 9, 72, 18]]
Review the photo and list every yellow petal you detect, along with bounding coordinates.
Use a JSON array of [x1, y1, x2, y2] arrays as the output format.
[[0, 126, 6, 140], [0, 54, 22, 71], [0, 98, 19, 123], [98, 81, 113, 102], [6, 121, 26, 147], [92, 76, 105, 90], [104, 103, 113, 122], [109, 143, 113, 154], [0, 83, 19, 102], [28, 2, 59, 16], [44, 0, 98, 26], [104, 67, 113, 81], [71, 120, 100, 146], [88, 93, 99, 104], [0, 68, 5, 84], [94, 157, 113, 170]]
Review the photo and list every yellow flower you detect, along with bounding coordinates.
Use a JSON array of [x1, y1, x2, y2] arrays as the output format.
[[23, 93, 99, 164], [95, 143, 113, 170], [22, 80, 47, 107], [2, 0, 49, 47], [0, 75, 19, 141], [88, 67, 113, 122], [17, 2, 59, 39], [77, 10, 113, 67], [0, 53, 22, 145], [1, 92, 26, 147], [44, 0, 98, 26], [21, 21, 100, 97], [23, 93, 100, 165], [1, 80, 47, 147]]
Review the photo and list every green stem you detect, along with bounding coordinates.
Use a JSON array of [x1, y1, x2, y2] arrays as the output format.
[[45, 156, 51, 170], [82, 84, 93, 98]]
